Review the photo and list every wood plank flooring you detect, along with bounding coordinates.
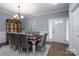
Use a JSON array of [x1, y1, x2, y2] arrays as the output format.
[[47, 42, 75, 56]]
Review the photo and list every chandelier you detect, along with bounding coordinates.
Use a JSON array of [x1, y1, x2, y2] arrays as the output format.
[[13, 5, 24, 19]]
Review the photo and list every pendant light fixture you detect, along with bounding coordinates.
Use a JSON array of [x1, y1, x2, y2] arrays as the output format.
[[13, 4, 24, 19]]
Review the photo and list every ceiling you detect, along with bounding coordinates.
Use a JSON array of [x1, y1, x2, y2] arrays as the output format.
[[0, 3, 69, 17]]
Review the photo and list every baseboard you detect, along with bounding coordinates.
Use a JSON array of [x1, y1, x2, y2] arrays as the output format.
[[0, 42, 7, 48], [46, 39, 69, 44], [67, 48, 79, 56], [46, 41, 68, 45]]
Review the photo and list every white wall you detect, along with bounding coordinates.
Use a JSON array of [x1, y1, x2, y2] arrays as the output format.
[[69, 3, 79, 55], [0, 31, 6, 43]]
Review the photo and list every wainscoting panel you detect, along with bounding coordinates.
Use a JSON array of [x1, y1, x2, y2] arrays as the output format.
[[0, 31, 6, 43]]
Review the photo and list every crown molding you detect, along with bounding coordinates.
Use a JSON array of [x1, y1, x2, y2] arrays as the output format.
[[0, 7, 68, 18], [71, 4, 79, 12], [26, 8, 69, 18], [0, 9, 13, 16]]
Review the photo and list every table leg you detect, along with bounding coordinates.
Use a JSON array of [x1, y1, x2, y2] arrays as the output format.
[[33, 44, 35, 55], [32, 41, 36, 55]]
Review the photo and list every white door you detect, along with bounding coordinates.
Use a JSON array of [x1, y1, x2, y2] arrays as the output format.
[[49, 18, 66, 43]]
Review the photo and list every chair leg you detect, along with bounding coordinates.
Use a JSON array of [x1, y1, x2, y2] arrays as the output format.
[[44, 46, 46, 51], [42, 46, 46, 55], [13, 45, 16, 51], [42, 47, 44, 55], [27, 48, 29, 56], [20, 48, 23, 53], [9, 40, 12, 48], [19, 47, 21, 54]]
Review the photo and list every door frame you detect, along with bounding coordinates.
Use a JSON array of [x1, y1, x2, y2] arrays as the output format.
[[48, 17, 69, 43]]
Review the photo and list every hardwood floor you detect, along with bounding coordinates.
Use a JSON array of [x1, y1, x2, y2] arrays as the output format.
[[47, 42, 75, 56]]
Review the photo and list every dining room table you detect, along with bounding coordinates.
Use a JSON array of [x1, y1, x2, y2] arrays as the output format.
[[27, 33, 43, 55]]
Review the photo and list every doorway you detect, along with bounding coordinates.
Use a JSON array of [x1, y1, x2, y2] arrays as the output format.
[[48, 18, 69, 43]]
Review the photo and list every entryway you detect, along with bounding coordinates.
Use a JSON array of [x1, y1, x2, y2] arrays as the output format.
[[48, 18, 69, 44]]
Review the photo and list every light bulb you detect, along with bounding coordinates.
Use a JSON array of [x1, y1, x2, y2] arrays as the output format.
[[53, 3, 58, 5]]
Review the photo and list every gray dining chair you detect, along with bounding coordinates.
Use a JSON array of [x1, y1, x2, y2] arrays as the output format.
[[19, 33, 31, 55], [7, 33, 15, 49], [13, 33, 21, 53], [7, 33, 12, 48], [36, 33, 48, 53]]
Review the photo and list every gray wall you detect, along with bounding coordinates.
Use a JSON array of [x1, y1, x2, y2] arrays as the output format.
[[0, 12, 12, 31], [0, 11, 12, 43], [24, 11, 69, 32]]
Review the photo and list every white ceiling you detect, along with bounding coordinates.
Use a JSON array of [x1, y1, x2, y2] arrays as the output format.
[[0, 3, 69, 17]]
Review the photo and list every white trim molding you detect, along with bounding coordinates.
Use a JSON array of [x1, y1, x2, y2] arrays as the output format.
[[0, 31, 6, 43], [0, 9, 13, 16], [67, 47, 79, 56], [27, 8, 68, 18], [71, 4, 79, 12]]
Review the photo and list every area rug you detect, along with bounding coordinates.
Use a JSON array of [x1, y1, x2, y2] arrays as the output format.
[[0, 45, 51, 56]]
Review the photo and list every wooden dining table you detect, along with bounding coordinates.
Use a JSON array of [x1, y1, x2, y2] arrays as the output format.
[[27, 34, 43, 55]]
